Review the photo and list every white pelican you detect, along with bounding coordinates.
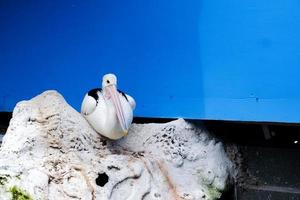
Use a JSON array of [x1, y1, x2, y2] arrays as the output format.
[[81, 74, 136, 139]]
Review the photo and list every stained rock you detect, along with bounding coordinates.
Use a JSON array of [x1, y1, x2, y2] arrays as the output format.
[[0, 91, 234, 200]]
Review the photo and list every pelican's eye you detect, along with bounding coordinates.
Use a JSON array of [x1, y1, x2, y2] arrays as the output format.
[[107, 80, 110, 84]]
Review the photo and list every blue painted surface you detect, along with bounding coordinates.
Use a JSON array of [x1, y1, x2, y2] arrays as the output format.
[[1, 1, 300, 123]]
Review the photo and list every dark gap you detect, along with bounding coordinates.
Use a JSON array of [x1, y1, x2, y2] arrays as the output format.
[[219, 184, 235, 200], [0, 112, 12, 126], [95, 172, 109, 187], [133, 117, 175, 124], [0, 112, 12, 133], [202, 120, 300, 148], [134, 117, 300, 126]]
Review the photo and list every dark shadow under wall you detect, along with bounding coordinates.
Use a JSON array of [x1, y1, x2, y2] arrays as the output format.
[[0, 112, 11, 134], [203, 120, 300, 200]]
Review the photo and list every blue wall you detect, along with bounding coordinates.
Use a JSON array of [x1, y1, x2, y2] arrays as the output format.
[[1, 1, 300, 123]]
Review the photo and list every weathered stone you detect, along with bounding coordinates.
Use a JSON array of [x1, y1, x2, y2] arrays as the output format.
[[0, 91, 234, 200]]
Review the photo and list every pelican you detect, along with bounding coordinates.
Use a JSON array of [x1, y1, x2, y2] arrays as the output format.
[[81, 73, 136, 139]]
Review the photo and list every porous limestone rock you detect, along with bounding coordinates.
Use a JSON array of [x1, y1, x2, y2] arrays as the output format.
[[0, 91, 234, 200]]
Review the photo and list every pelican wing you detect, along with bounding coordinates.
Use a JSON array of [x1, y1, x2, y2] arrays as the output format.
[[81, 94, 97, 115], [118, 90, 136, 110], [125, 94, 136, 110]]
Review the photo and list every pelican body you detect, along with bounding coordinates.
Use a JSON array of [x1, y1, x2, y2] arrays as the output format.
[[81, 74, 135, 140]]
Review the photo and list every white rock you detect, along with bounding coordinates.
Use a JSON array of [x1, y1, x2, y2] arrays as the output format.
[[0, 90, 234, 200]]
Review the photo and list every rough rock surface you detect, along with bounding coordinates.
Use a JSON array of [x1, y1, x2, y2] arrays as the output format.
[[0, 91, 234, 200]]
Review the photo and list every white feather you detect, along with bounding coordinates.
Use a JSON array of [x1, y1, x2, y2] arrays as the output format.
[[125, 94, 136, 110], [81, 94, 97, 115]]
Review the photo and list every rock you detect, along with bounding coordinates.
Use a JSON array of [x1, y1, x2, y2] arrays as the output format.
[[0, 90, 234, 200]]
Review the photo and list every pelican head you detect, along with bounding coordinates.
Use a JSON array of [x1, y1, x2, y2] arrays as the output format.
[[102, 73, 128, 133], [102, 73, 117, 88]]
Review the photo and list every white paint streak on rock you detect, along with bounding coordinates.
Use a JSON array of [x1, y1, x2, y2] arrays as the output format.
[[0, 91, 234, 200]]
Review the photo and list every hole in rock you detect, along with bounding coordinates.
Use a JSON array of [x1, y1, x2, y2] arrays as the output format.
[[96, 172, 109, 187]]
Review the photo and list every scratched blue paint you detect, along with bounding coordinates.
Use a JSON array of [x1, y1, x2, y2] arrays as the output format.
[[1, 1, 300, 123]]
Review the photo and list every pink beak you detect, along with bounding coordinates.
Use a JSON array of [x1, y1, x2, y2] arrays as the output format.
[[106, 85, 128, 132]]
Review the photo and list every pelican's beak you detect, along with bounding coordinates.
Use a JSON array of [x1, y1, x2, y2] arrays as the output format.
[[106, 85, 128, 133]]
